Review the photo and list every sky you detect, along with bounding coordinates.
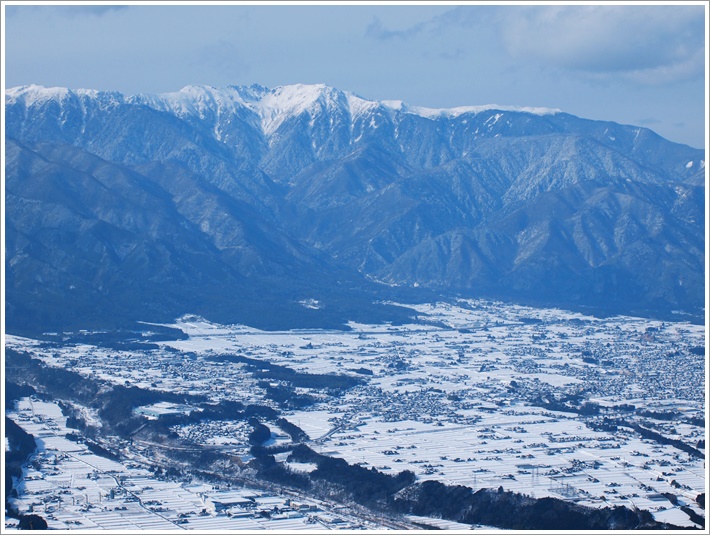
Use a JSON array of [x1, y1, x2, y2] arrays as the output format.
[[2, 2, 707, 148]]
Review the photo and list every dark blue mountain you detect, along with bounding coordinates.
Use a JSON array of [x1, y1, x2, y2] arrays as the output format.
[[4, 84, 705, 331]]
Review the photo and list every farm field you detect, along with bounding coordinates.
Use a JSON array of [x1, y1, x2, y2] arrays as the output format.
[[5, 299, 706, 529]]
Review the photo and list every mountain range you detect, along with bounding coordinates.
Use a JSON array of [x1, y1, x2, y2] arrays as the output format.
[[4, 83, 706, 332]]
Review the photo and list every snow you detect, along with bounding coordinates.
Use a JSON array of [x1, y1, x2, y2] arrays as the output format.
[[406, 515, 500, 530], [241, 83, 322, 134], [653, 507, 701, 528], [4, 299, 706, 528], [7, 397, 350, 530], [7, 81, 564, 141], [685, 161, 693, 168], [4, 84, 123, 108], [485, 113, 504, 126], [345, 91, 380, 118], [5, 84, 71, 106], [382, 99, 561, 118], [381, 99, 405, 111], [299, 298, 323, 310], [131, 85, 246, 121], [7, 81, 565, 145]]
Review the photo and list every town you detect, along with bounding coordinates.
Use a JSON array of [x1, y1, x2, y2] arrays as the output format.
[[5, 298, 706, 529]]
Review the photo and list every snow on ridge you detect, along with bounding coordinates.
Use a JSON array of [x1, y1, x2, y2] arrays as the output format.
[[126, 83, 345, 133], [131, 85, 248, 120], [382, 99, 561, 118], [345, 91, 381, 118], [381, 99, 405, 111], [5, 84, 124, 108], [5, 84, 72, 106], [152, 83, 386, 133], [6, 82, 561, 133], [255, 84, 325, 133]]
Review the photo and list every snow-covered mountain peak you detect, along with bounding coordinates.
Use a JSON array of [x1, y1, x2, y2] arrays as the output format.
[[5, 84, 125, 110], [4, 79, 705, 329], [5, 84, 71, 105], [131, 85, 248, 120], [381, 99, 406, 111], [381, 98, 561, 119], [258, 83, 329, 112], [250, 83, 346, 134], [345, 92, 382, 118], [5, 85, 85, 108], [6, 82, 563, 138]]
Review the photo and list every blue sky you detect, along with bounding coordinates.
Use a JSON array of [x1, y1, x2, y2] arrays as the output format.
[[3, 2, 707, 148]]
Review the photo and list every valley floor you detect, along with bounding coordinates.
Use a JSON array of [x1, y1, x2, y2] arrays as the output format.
[[4, 298, 706, 530]]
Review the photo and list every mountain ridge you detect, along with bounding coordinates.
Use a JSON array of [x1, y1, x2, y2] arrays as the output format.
[[4, 83, 705, 331]]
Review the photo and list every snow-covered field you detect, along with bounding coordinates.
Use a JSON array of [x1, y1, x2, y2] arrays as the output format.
[[5, 398, 373, 530], [5, 299, 706, 528]]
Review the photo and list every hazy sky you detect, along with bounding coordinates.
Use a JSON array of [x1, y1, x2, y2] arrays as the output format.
[[3, 2, 707, 148]]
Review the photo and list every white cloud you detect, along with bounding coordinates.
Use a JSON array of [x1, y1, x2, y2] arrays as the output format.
[[501, 5, 705, 84]]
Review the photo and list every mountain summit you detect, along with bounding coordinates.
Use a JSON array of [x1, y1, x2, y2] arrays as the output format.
[[4, 83, 705, 331]]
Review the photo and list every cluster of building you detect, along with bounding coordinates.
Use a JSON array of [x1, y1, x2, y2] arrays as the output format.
[[6, 400, 372, 530], [5, 298, 705, 529]]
